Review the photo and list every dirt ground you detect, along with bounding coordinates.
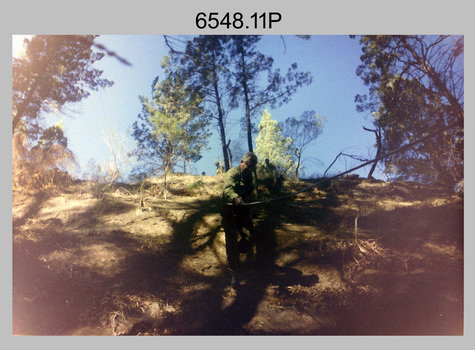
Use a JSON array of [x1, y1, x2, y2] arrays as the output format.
[[12, 174, 464, 335]]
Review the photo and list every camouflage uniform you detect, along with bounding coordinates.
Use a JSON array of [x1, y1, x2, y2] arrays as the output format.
[[215, 161, 225, 175], [221, 156, 258, 268]]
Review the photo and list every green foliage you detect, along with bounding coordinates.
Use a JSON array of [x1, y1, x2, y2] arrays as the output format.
[[163, 35, 313, 169], [228, 35, 313, 152], [354, 35, 463, 187], [32, 120, 68, 150], [12, 35, 113, 138], [167, 35, 235, 171], [255, 110, 296, 177], [132, 72, 210, 178]]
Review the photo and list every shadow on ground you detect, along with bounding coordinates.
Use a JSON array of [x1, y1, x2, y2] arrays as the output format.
[[12, 178, 464, 335]]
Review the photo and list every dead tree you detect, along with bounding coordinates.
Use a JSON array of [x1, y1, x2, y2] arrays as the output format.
[[363, 126, 382, 179]]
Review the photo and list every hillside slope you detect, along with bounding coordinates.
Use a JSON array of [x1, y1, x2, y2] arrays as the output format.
[[12, 174, 464, 335]]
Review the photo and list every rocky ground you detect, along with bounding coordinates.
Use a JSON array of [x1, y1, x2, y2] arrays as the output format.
[[12, 174, 464, 335]]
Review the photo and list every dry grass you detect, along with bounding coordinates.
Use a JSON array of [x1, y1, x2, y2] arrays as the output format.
[[12, 174, 464, 335]]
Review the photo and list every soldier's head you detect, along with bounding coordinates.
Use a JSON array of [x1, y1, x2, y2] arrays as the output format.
[[240, 152, 258, 173]]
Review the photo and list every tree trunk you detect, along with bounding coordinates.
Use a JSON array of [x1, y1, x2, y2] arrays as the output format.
[[364, 126, 382, 179], [238, 42, 253, 153], [212, 68, 231, 171]]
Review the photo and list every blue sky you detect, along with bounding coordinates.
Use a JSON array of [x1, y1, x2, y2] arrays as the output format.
[[6, 4, 472, 342], [14, 35, 384, 180]]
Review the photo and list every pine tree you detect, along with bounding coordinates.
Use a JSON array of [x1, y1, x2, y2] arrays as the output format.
[[354, 35, 463, 187], [229, 36, 313, 153], [131, 74, 210, 180], [166, 36, 235, 171], [12, 35, 113, 137], [255, 110, 296, 177]]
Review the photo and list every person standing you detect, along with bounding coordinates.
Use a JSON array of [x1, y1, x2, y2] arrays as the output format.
[[221, 152, 258, 271], [215, 161, 225, 175]]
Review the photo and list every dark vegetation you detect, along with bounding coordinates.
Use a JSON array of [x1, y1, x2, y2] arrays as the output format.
[[11, 35, 464, 336], [12, 174, 463, 335]]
